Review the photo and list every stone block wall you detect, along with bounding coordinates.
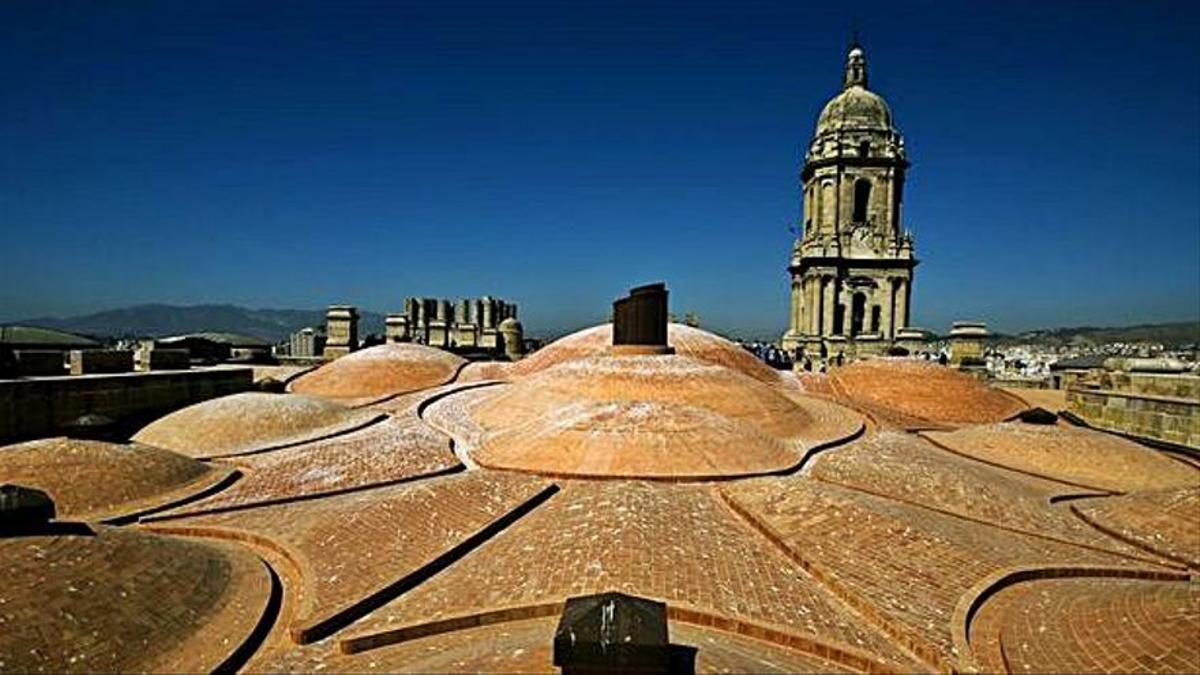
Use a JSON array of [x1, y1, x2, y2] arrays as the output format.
[[0, 368, 253, 443], [69, 350, 134, 375], [1067, 376, 1200, 450]]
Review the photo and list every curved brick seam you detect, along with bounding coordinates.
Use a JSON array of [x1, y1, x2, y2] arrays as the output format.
[[715, 488, 943, 673], [337, 599, 896, 673], [810, 476, 1184, 571], [951, 565, 1193, 672], [346, 360, 474, 409], [461, 420, 864, 484], [103, 467, 243, 525], [202, 413, 390, 460], [137, 463, 464, 522], [212, 556, 285, 675], [917, 431, 1118, 493], [1069, 503, 1200, 571]]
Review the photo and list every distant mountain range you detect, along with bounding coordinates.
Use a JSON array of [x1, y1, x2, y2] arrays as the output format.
[[8, 304, 1198, 348], [991, 321, 1200, 348], [12, 304, 386, 342]]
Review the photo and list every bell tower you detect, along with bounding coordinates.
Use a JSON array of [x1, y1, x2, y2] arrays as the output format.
[[782, 42, 917, 353]]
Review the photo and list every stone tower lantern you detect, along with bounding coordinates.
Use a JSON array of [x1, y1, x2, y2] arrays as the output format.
[[782, 42, 918, 352]]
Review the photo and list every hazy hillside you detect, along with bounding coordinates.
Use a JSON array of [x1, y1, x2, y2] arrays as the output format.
[[992, 321, 1200, 348], [15, 304, 386, 342]]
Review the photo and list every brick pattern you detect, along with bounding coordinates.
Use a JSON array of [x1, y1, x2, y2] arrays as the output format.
[[131, 392, 380, 459], [0, 527, 270, 673], [151, 415, 459, 517], [829, 359, 1026, 425], [1075, 487, 1200, 567], [256, 616, 854, 673], [434, 357, 862, 479], [157, 472, 550, 646], [973, 577, 1200, 673], [336, 481, 917, 670], [289, 343, 463, 402], [509, 323, 785, 386], [0, 437, 226, 521], [723, 478, 1158, 669], [807, 431, 1148, 554], [923, 423, 1198, 492]]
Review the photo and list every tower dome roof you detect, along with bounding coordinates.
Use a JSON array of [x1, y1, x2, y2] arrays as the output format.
[[814, 44, 895, 135]]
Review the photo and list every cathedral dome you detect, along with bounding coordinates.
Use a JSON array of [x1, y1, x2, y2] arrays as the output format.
[[814, 44, 894, 135], [816, 85, 894, 134]]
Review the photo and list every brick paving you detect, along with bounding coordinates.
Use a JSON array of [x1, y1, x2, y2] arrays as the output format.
[[510, 323, 785, 386], [335, 480, 917, 670], [131, 392, 380, 459], [807, 432, 1149, 554], [0, 437, 229, 521], [972, 577, 1200, 673], [289, 343, 464, 402], [722, 478, 1163, 670], [0, 527, 270, 673], [254, 616, 854, 673], [923, 423, 1198, 492], [150, 415, 459, 518], [1074, 487, 1200, 567], [452, 356, 862, 478], [151, 472, 550, 647], [829, 359, 1026, 425]]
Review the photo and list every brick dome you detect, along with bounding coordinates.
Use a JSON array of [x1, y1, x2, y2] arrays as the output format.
[[289, 342, 464, 403]]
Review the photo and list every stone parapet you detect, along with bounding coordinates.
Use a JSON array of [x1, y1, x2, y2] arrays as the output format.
[[0, 368, 253, 443], [69, 350, 134, 375], [1067, 382, 1200, 450]]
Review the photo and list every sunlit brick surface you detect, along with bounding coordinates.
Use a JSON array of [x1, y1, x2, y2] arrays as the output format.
[[723, 478, 1161, 669], [1075, 487, 1200, 567], [0, 437, 227, 520], [924, 423, 1197, 491], [153, 415, 458, 517], [0, 527, 271, 673], [131, 392, 379, 458], [337, 481, 917, 670], [257, 616, 855, 673], [510, 323, 785, 385], [456, 356, 862, 478], [289, 343, 463, 402], [807, 431, 1148, 553], [156, 472, 549, 646], [830, 359, 1026, 425], [970, 577, 1200, 674]]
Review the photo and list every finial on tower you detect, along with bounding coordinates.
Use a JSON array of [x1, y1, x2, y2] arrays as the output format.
[[843, 35, 867, 90]]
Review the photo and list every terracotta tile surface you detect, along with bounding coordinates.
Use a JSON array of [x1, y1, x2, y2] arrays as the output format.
[[923, 423, 1198, 492], [151, 472, 550, 647], [1074, 487, 1200, 567], [451, 356, 862, 478], [722, 478, 1162, 670], [336, 481, 917, 670], [970, 577, 1200, 674], [255, 616, 855, 673], [999, 386, 1068, 412], [132, 392, 380, 459], [807, 431, 1147, 554], [0, 527, 271, 673], [289, 343, 464, 402], [150, 415, 459, 518], [830, 359, 1027, 425], [510, 323, 785, 386], [0, 437, 229, 521], [456, 361, 513, 382]]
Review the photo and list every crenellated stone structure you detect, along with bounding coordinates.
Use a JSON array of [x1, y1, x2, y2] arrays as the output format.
[[394, 296, 518, 356], [783, 42, 917, 353]]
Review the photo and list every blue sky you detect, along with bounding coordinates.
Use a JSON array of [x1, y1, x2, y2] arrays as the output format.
[[1, 0, 1197, 338]]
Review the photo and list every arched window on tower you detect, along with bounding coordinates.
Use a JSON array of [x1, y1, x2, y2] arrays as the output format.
[[859, 140, 870, 157], [853, 179, 871, 223], [870, 305, 881, 333], [850, 293, 867, 337]]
